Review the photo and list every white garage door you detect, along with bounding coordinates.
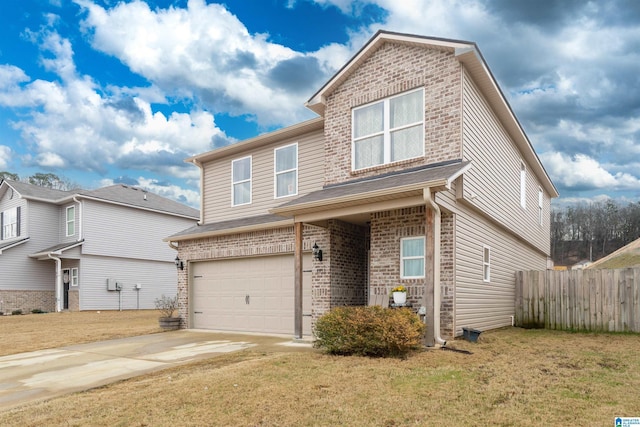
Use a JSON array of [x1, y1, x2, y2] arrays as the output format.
[[191, 254, 312, 335]]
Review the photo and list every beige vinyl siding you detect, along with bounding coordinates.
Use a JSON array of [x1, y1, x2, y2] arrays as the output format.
[[461, 70, 550, 255], [438, 191, 546, 334], [201, 129, 324, 223]]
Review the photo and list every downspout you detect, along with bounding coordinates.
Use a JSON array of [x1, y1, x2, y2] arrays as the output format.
[[72, 196, 82, 241], [191, 158, 204, 225], [48, 253, 62, 312], [424, 189, 447, 346]]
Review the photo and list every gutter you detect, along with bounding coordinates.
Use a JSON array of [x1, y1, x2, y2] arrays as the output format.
[[48, 253, 63, 312], [423, 189, 447, 347]]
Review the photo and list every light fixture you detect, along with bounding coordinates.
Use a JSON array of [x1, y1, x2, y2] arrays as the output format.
[[312, 242, 323, 262], [174, 255, 184, 270]]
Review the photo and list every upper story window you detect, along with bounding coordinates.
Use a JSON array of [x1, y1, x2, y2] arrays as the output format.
[[232, 156, 252, 206], [352, 88, 424, 170], [483, 245, 491, 282], [538, 188, 544, 225], [520, 161, 526, 209], [400, 236, 425, 279], [66, 205, 75, 237], [275, 143, 298, 198], [1, 207, 19, 240]]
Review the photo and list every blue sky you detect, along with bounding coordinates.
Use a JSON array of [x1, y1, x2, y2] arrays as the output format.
[[0, 0, 639, 208]]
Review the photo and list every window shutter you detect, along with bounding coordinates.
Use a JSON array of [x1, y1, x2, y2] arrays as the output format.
[[16, 206, 20, 237]]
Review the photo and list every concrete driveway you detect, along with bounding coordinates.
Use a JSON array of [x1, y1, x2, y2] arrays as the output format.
[[0, 330, 311, 410]]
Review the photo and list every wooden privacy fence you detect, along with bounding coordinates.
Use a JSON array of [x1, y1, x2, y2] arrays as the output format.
[[515, 268, 640, 332]]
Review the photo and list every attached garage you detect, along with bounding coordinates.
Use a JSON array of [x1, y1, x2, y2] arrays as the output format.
[[191, 254, 312, 335]]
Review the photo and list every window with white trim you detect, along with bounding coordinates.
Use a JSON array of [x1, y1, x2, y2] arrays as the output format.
[[66, 206, 75, 237], [232, 156, 252, 206], [520, 161, 526, 209], [275, 143, 298, 198], [483, 245, 491, 282], [352, 88, 424, 170], [71, 267, 79, 286], [538, 188, 544, 225], [1, 207, 18, 240], [400, 236, 426, 279]]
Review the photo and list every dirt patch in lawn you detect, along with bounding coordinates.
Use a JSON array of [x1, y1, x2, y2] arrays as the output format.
[[1, 327, 639, 426], [0, 310, 160, 356]]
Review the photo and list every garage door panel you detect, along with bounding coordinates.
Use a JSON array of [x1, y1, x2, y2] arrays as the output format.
[[192, 254, 311, 335]]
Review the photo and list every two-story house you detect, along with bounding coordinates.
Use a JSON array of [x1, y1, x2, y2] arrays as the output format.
[[167, 31, 558, 344], [0, 180, 199, 313]]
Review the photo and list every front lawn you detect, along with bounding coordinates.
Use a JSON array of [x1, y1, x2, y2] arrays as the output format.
[[1, 327, 638, 426]]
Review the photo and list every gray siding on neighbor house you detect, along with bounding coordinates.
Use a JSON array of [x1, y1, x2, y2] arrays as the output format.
[[461, 70, 550, 255], [201, 128, 325, 223], [438, 190, 547, 335], [81, 199, 196, 261], [79, 255, 177, 310], [0, 199, 60, 291]]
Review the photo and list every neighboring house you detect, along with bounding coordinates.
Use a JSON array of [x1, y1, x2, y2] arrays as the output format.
[[0, 180, 199, 313], [167, 31, 558, 344]]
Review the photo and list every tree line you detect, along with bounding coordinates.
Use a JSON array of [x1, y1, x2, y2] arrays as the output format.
[[551, 200, 640, 265], [0, 171, 79, 191]]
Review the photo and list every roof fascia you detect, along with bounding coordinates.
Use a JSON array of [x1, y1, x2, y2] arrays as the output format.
[[0, 237, 30, 254], [165, 218, 294, 242]]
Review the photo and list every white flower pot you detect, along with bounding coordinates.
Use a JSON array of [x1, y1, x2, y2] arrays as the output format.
[[392, 292, 407, 304]]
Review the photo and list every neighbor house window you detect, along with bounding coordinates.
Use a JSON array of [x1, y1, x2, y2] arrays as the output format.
[[352, 88, 424, 170], [400, 237, 425, 279], [1, 207, 19, 240], [483, 245, 491, 282], [520, 161, 526, 209], [71, 267, 79, 286], [66, 205, 75, 237], [232, 156, 252, 206], [538, 188, 544, 225], [275, 143, 298, 198]]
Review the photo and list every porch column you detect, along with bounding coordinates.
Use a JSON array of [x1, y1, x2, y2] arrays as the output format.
[[294, 221, 303, 339], [424, 201, 435, 346]]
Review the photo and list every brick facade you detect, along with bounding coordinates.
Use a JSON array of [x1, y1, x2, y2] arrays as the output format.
[[323, 42, 463, 186], [369, 205, 455, 339], [0, 290, 55, 314]]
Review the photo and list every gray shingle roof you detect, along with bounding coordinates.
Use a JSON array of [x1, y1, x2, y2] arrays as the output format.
[[167, 214, 290, 241], [2, 180, 198, 219]]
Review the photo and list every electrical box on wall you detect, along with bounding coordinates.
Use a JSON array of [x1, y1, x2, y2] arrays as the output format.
[[135, 283, 142, 289], [107, 278, 117, 291]]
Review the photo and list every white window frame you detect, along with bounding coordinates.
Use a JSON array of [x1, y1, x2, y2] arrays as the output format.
[[2, 207, 18, 240], [483, 245, 491, 282], [538, 188, 544, 225], [71, 267, 79, 286], [66, 205, 75, 237], [352, 88, 425, 171], [231, 156, 252, 206], [274, 143, 298, 199], [520, 161, 526, 209], [400, 236, 426, 279]]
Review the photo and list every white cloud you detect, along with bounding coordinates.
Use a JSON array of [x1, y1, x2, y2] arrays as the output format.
[[541, 152, 640, 191], [74, 0, 322, 126], [0, 146, 11, 169]]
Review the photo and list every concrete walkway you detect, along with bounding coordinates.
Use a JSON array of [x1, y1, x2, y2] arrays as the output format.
[[0, 330, 312, 410]]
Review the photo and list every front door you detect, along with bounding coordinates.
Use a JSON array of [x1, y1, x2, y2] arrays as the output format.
[[62, 269, 70, 310]]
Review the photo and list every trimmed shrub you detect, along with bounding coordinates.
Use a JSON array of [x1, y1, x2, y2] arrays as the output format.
[[11, 309, 22, 315], [31, 309, 46, 314], [314, 306, 425, 358]]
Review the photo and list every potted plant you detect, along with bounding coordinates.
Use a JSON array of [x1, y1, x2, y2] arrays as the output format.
[[154, 294, 180, 330], [391, 285, 407, 304]]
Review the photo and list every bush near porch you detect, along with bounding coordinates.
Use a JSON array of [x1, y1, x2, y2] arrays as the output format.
[[314, 305, 425, 357]]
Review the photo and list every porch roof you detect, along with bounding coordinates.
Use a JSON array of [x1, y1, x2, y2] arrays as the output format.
[[0, 237, 29, 254], [271, 160, 471, 219], [29, 240, 85, 260], [166, 214, 293, 242]]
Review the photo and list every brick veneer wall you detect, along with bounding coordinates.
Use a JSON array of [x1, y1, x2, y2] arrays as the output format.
[[323, 42, 463, 186], [176, 225, 329, 329], [369, 205, 455, 339], [327, 219, 367, 308], [0, 290, 55, 314], [68, 289, 80, 312]]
